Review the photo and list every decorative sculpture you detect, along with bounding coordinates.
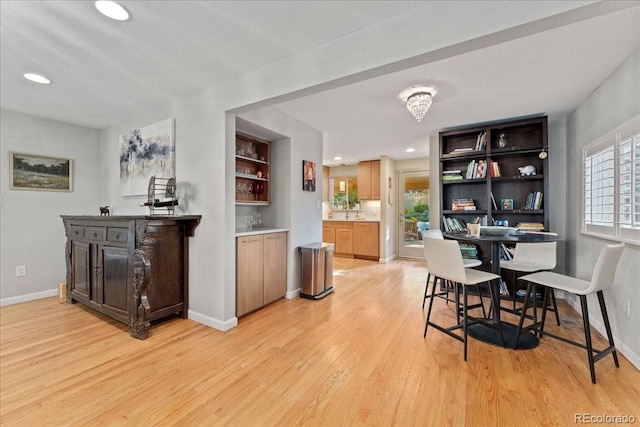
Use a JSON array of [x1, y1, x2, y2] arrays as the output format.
[[518, 165, 537, 176], [100, 206, 110, 216]]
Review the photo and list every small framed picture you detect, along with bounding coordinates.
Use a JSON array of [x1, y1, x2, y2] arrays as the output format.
[[10, 152, 73, 192], [501, 198, 514, 210], [302, 160, 316, 192]]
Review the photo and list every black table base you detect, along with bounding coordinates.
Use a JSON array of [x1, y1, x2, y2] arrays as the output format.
[[468, 322, 539, 349]]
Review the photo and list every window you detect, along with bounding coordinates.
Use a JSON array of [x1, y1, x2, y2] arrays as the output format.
[[582, 116, 640, 244]]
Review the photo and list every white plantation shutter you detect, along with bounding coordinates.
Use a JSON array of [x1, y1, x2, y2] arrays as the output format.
[[582, 116, 640, 243]]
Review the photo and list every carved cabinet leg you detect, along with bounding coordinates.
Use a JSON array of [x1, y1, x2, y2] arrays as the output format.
[[130, 250, 151, 340]]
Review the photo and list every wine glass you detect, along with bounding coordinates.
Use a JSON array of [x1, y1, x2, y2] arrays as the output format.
[[247, 183, 254, 200]]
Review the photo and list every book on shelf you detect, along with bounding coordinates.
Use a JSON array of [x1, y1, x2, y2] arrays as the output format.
[[524, 192, 543, 209], [499, 278, 509, 297], [499, 243, 514, 261], [517, 222, 545, 232], [449, 147, 475, 155], [490, 160, 501, 177], [465, 159, 487, 179], [451, 198, 476, 211], [474, 131, 487, 151], [490, 192, 498, 210], [443, 169, 463, 181]]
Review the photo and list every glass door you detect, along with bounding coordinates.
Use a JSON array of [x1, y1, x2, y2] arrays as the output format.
[[397, 170, 430, 258]]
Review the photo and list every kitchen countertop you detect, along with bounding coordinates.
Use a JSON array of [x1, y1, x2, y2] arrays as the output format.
[[235, 227, 289, 237], [323, 219, 380, 222]]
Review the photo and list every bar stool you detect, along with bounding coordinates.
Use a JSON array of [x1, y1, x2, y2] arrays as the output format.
[[422, 229, 482, 309], [423, 237, 504, 361], [500, 240, 561, 325], [515, 242, 625, 384]]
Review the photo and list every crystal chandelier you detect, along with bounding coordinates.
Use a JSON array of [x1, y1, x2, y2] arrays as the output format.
[[406, 91, 432, 122]]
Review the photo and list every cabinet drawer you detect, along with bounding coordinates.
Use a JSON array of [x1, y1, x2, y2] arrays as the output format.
[[69, 225, 85, 239], [107, 227, 129, 243], [86, 226, 106, 241]]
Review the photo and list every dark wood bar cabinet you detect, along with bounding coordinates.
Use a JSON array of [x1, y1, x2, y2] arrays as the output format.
[[61, 215, 201, 339]]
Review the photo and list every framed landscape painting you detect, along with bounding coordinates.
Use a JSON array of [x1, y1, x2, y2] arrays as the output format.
[[10, 152, 73, 192]]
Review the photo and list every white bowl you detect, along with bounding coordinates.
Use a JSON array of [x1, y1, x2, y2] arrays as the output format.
[[479, 226, 519, 236]]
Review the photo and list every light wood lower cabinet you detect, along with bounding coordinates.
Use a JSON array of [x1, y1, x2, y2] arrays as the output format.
[[237, 232, 287, 317], [353, 222, 379, 258], [335, 225, 354, 255], [322, 221, 379, 260]]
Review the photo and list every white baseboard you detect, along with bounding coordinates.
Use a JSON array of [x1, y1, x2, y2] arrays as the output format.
[[286, 288, 300, 299], [564, 298, 639, 370], [380, 255, 394, 263], [187, 309, 237, 332], [0, 288, 59, 307]]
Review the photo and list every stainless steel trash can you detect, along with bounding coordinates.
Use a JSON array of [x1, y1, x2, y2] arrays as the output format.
[[299, 242, 334, 299]]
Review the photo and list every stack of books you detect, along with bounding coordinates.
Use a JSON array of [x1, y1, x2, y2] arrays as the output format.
[[459, 243, 479, 260], [442, 169, 463, 181], [448, 147, 475, 155], [451, 198, 476, 211], [517, 222, 545, 232]]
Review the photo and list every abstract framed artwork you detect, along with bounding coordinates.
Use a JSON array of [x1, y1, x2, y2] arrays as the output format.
[[120, 118, 175, 196], [303, 160, 316, 192], [10, 152, 73, 191]]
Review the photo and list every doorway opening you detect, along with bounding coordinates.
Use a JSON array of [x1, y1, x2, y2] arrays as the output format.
[[397, 170, 429, 259]]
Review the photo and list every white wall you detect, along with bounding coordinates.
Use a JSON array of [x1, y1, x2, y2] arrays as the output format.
[[566, 49, 640, 368], [0, 109, 100, 304]]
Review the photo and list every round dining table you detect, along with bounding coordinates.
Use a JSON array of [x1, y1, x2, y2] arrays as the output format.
[[443, 231, 563, 349]]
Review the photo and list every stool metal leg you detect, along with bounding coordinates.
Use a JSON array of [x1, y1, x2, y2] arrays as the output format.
[[579, 295, 597, 384], [597, 290, 620, 368]]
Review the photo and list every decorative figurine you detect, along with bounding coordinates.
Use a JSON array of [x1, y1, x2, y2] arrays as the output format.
[[100, 206, 110, 216], [497, 133, 508, 148], [518, 165, 537, 176]]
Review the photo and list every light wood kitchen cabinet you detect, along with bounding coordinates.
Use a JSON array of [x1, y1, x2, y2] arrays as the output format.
[[322, 166, 330, 202], [353, 222, 379, 259], [323, 225, 336, 244], [323, 221, 378, 260], [357, 160, 381, 200], [263, 232, 287, 305], [335, 225, 354, 255], [237, 232, 288, 317]]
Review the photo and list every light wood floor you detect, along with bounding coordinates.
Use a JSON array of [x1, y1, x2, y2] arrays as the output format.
[[1, 258, 639, 426]]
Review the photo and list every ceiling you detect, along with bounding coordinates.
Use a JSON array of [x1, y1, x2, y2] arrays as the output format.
[[2, 1, 639, 167]]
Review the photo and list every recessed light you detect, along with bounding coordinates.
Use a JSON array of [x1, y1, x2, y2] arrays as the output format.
[[334, 156, 342, 160], [23, 73, 51, 84], [95, 1, 131, 21], [406, 148, 415, 153]]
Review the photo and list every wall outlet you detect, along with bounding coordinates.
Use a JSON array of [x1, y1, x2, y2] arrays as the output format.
[[16, 265, 26, 277]]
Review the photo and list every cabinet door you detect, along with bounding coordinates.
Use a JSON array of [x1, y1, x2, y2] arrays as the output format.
[[71, 241, 91, 301], [322, 226, 336, 244], [357, 161, 372, 200], [370, 160, 381, 200], [353, 222, 379, 257], [335, 226, 354, 254], [322, 166, 330, 202], [237, 236, 264, 316], [263, 232, 287, 305], [99, 245, 129, 319]]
